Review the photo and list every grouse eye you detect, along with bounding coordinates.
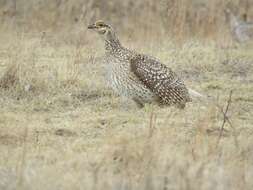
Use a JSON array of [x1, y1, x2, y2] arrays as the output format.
[[97, 23, 104, 27]]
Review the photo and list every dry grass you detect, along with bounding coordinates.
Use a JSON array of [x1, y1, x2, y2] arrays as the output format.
[[1, 0, 253, 43], [0, 1, 253, 190]]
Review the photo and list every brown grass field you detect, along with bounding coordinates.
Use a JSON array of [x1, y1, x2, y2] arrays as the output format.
[[0, 0, 253, 189]]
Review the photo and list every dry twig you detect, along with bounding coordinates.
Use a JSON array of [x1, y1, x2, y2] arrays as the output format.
[[215, 90, 236, 148]]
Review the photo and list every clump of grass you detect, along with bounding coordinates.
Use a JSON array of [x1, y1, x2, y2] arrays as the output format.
[[0, 59, 48, 98], [0, 35, 89, 101], [0, 63, 19, 89]]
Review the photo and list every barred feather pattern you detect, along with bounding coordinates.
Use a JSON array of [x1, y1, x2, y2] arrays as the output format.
[[130, 55, 191, 108]]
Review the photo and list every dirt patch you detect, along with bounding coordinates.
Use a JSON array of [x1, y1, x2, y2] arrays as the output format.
[[54, 129, 77, 137], [0, 134, 22, 146], [220, 58, 253, 78]]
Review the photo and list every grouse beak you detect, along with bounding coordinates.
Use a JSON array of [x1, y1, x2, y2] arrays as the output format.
[[88, 24, 96, 29]]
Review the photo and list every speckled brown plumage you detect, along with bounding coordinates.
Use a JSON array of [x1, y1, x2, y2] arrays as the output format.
[[130, 54, 191, 108], [88, 20, 191, 108]]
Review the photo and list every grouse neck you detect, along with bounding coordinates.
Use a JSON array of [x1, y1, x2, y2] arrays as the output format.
[[104, 31, 123, 55]]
